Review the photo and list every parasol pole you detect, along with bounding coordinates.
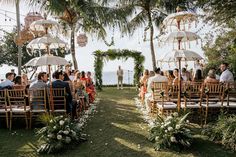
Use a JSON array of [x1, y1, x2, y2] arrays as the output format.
[[177, 14, 182, 112]]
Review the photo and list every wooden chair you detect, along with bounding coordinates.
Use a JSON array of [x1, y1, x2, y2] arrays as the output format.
[[49, 88, 67, 115], [225, 82, 236, 113], [28, 88, 48, 128], [181, 82, 203, 123], [152, 82, 176, 116], [75, 94, 85, 118], [200, 83, 224, 124], [7, 89, 30, 130], [0, 90, 9, 128]]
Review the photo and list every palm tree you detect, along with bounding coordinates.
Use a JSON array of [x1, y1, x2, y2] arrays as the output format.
[[31, 0, 129, 70], [117, 0, 196, 70]]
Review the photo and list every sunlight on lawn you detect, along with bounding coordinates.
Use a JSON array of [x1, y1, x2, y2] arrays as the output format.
[[114, 137, 141, 152]]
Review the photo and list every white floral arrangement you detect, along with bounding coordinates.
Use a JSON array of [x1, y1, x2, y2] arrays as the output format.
[[37, 115, 86, 154], [148, 112, 193, 151]]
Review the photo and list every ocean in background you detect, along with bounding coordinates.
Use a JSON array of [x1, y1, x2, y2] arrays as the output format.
[[0, 69, 134, 85]]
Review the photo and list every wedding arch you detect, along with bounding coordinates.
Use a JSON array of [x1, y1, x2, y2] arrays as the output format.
[[93, 49, 145, 90]]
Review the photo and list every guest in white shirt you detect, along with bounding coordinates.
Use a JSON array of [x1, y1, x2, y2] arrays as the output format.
[[220, 63, 234, 83], [145, 67, 168, 112], [0, 72, 14, 88]]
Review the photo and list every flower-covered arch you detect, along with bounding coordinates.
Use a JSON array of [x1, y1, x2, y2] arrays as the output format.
[[93, 49, 145, 90]]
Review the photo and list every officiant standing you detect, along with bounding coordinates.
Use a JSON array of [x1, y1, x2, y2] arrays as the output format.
[[117, 66, 124, 89]]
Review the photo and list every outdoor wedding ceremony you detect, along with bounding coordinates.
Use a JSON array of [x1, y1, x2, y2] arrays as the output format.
[[0, 0, 236, 157]]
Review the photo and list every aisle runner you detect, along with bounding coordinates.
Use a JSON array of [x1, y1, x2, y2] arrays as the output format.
[[134, 98, 155, 128]]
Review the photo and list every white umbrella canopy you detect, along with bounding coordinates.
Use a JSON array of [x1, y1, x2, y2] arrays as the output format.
[[158, 49, 203, 63], [24, 54, 68, 67], [27, 34, 66, 50], [162, 11, 197, 28], [162, 31, 201, 43], [30, 19, 60, 32]]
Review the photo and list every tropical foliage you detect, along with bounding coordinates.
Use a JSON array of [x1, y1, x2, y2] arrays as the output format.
[[148, 112, 193, 151], [93, 49, 145, 90], [202, 114, 236, 151], [37, 115, 85, 154], [32, 0, 129, 69]]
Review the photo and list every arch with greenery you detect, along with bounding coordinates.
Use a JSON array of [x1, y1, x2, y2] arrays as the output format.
[[93, 49, 145, 90]]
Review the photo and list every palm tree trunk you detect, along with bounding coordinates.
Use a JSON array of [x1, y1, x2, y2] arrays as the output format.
[[148, 11, 157, 71], [16, 0, 22, 75], [70, 25, 78, 70]]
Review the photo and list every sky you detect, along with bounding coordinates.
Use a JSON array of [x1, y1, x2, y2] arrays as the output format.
[[0, 1, 207, 77]]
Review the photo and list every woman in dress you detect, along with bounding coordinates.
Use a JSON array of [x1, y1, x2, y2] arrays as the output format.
[[139, 69, 149, 104]]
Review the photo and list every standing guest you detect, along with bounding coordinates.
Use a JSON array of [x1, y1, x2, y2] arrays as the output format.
[[194, 60, 202, 76], [193, 69, 203, 82], [220, 62, 234, 83], [117, 66, 124, 89], [63, 64, 71, 82], [139, 69, 149, 104], [29, 72, 48, 89], [0, 72, 14, 89], [204, 70, 219, 84], [86, 71, 96, 103]]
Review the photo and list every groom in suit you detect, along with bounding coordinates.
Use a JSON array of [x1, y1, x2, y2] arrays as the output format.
[[51, 70, 72, 113]]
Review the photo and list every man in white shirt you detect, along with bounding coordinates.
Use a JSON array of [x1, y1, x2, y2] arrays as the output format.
[[220, 63, 234, 83], [145, 67, 168, 112], [117, 66, 124, 89], [0, 72, 14, 89]]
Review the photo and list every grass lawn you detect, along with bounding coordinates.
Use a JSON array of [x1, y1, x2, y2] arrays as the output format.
[[0, 87, 236, 157]]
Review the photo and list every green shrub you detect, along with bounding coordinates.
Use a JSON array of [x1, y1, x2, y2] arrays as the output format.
[[202, 114, 236, 151], [148, 112, 193, 151]]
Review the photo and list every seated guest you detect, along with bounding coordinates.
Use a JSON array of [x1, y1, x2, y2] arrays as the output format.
[[181, 68, 192, 82], [0, 72, 14, 89], [30, 72, 48, 89], [51, 70, 72, 113], [22, 73, 30, 86], [204, 70, 219, 84], [192, 69, 203, 82], [173, 68, 181, 85], [220, 62, 234, 83], [167, 70, 175, 86], [13, 76, 25, 89]]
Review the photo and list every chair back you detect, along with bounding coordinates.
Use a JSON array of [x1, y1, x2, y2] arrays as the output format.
[[7, 89, 27, 111], [28, 88, 47, 111], [0, 90, 7, 111], [50, 88, 66, 112], [152, 82, 169, 101], [186, 82, 203, 100]]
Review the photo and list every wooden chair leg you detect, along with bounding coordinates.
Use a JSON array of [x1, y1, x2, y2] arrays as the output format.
[[25, 113, 28, 129], [5, 112, 9, 129], [9, 112, 12, 130], [29, 112, 32, 129], [204, 108, 208, 125]]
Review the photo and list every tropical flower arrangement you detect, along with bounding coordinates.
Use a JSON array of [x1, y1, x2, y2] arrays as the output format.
[[148, 112, 193, 151], [202, 114, 236, 151], [37, 115, 86, 154]]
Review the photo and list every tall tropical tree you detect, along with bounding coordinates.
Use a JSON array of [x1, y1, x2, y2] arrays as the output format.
[[31, 0, 129, 70], [116, 0, 196, 70]]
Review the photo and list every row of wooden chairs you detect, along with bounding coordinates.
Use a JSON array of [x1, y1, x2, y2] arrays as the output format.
[[0, 88, 68, 130], [150, 82, 236, 124]]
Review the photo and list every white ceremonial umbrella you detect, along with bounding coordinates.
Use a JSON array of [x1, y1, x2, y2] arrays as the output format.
[[158, 49, 203, 63], [162, 11, 197, 29], [24, 54, 68, 67], [27, 34, 66, 50], [30, 19, 59, 33], [164, 31, 200, 43]]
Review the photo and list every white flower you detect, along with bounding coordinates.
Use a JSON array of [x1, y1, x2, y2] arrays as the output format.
[[59, 120, 65, 126], [170, 136, 177, 143], [60, 115, 63, 118], [71, 131, 76, 137], [47, 134, 53, 138], [176, 125, 180, 130], [167, 127, 173, 131], [166, 116, 173, 121], [57, 135, 62, 140], [173, 112, 178, 117], [161, 125, 164, 129], [165, 130, 168, 133], [164, 121, 171, 127], [53, 126, 57, 129], [50, 120, 53, 123], [65, 136, 71, 143], [186, 120, 190, 123], [63, 130, 69, 135], [155, 136, 159, 141]]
